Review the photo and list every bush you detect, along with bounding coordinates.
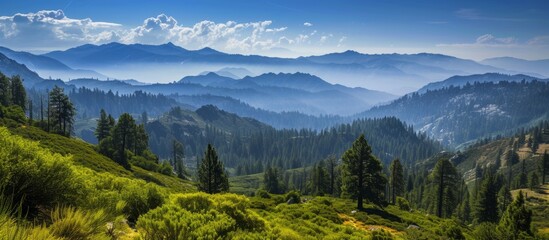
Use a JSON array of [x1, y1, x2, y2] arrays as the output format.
[[473, 222, 500, 240], [137, 193, 267, 239], [0, 127, 78, 215], [121, 183, 164, 224], [130, 155, 160, 172], [371, 229, 394, 240], [396, 197, 411, 211], [49, 206, 110, 240], [256, 189, 271, 199], [285, 191, 301, 204], [437, 220, 465, 240]]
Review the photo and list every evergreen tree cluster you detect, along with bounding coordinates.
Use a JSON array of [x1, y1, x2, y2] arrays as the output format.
[[95, 110, 156, 170]]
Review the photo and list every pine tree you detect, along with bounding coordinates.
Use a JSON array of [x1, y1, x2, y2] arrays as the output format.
[[430, 158, 459, 218], [475, 172, 500, 223], [497, 191, 533, 239], [111, 113, 136, 169], [0, 73, 10, 106], [133, 124, 148, 155], [48, 86, 75, 136], [264, 166, 284, 194], [341, 134, 386, 209], [326, 155, 338, 196], [497, 184, 512, 218], [528, 172, 539, 190], [10, 75, 26, 111], [95, 109, 111, 142], [389, 158, 405, 204], [172, 140, 186, 179], [198, 144, 229, 194]]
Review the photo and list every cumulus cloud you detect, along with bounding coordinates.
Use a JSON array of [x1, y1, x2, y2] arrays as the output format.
[[0, 10, 122, 50], [0, 10, 343, 55], [303, 22, 313, 27]]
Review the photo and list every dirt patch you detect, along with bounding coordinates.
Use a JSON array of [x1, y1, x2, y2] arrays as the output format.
[[338, 213, 401, 235]]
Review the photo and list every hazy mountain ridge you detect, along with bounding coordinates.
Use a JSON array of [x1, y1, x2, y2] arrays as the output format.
[[359, 80, 549, 147], [39, 42, 546, 94], [0, 46, 107, 80], [417, 72, 548, 93], [482, 57, 549, 77]]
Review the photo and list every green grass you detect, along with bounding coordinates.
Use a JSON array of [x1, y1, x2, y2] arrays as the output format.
[[9, 125, 195, 193], [230, 173, 263, 195]]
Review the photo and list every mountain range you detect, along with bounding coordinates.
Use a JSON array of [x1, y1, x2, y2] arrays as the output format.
[[30, 42, 547, 95]]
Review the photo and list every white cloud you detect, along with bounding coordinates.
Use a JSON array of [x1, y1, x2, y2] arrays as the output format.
[[337, 36, 347, 47], [438, 34, 518, 48], [303, 22, 313, 27], [0, 10, 344, 56], [0, 10, 122, 50], [475, 34, 516, 45], [527, 36, 549, 45]]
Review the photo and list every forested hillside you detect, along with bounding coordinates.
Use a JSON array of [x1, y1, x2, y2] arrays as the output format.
[[360, 81, 549, 147], [146, 105, 442, 175]]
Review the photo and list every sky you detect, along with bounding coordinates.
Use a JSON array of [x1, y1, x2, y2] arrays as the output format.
[[0, 0, 548, 60]]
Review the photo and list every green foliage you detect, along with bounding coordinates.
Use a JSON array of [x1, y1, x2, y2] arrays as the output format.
[[264, 166, 285, 194], [474, 172, 501, 223], [473, 222, 499, 240], [0, 127, 78, 215], [437, 220, 465, 240], [49, 206, 110, 240], [370, 229, 394, 240], [429, 158, 459, 218], [395, 197, 410, 211], [198, 144, 229, 194], [119, 183, 164, 224], [497, 191, 533, 239], [0, 105, 26, 126], [137, 193, 267, 239], [9, 75, 26, 111], [389, 158, 404, 204], [255, 189, 271, 199], [285, 190, 301, 204], [341, 134, 386, 209], [48, 85, 75, 137]]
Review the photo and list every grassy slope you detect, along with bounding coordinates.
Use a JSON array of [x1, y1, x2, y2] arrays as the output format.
[[511, 185, 549, 238], [3, 124, 487, 239], [9, 125, 194, 193], [248, 195, 473, 239]]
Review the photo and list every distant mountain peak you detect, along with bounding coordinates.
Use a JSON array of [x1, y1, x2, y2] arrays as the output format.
[[196, 47, 222, 55]]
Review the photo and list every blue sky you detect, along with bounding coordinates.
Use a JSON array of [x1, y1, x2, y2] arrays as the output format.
[[0, 0, 548, 60]]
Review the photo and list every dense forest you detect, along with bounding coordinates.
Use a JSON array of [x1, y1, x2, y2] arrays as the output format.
[[145, 105, 442, 175]]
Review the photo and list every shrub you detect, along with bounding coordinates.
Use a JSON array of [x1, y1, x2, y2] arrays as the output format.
[[121, 183, 164, 224], [137, 193, 267, 239], [0, 127, 78, 215], [130, 155, 160, 172], [285, 191, 301, 204], [256, 189, 271, 199], [396, 197, 411, 211], [49, 206, 110, 240], [473, 222, 500, 240], [371, 229, 394, 240], [437, 220, 465, 240]]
